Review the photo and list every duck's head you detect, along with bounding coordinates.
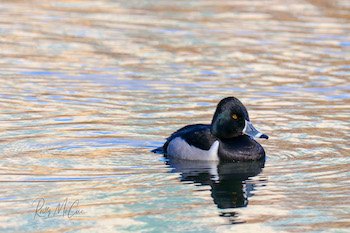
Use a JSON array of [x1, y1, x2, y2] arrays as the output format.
[[210, 97, 268, 140]]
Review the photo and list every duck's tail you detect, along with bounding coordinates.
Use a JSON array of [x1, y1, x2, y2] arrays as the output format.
[[151, 146, 164, 154]]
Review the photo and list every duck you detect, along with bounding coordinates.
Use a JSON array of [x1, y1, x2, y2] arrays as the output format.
[[159, 97, 268, 161]]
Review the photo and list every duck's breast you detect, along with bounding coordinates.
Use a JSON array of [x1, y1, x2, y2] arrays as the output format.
[[218, 136, 265, 161]]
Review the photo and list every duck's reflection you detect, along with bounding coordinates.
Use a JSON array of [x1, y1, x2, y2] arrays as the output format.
[[166, 158, 265, 209]]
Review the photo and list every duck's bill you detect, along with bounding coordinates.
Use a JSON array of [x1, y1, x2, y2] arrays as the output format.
[[243, 120, 269, 139]]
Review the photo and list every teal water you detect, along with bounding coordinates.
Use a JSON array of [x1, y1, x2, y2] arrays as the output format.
[[0, 0, 349, 232]]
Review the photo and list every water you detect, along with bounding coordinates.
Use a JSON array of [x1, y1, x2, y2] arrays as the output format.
[[0, 0, 349, 232]]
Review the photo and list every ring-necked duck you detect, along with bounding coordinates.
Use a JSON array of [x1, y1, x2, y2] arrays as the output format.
[[159, 97, 268, 161]]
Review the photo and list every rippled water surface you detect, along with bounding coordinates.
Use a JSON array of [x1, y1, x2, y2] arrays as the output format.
[[0, 0, 349, 232]]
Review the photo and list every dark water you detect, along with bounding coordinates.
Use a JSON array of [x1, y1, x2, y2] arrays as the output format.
[[0, 0, 349, 232]]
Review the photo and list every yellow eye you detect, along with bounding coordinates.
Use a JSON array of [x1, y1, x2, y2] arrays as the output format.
[[232, 114, 238, 120]]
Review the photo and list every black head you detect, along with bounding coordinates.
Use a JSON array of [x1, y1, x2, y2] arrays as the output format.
[[211, 97, 249, 139]]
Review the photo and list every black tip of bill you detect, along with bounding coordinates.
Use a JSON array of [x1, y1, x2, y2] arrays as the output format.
[[260, 134, 269, 139]]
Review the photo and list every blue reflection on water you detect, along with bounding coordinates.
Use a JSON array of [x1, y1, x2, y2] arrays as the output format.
[[339, 41, 350, 47], [54, 118, 73, 122], [20, 71, 62, 76]]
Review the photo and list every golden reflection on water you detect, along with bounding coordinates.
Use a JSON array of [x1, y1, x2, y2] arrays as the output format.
[[0, 0, 349, 232]]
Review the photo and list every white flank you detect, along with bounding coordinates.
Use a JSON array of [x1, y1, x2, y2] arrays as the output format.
[[167, 137, 219, 161]]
